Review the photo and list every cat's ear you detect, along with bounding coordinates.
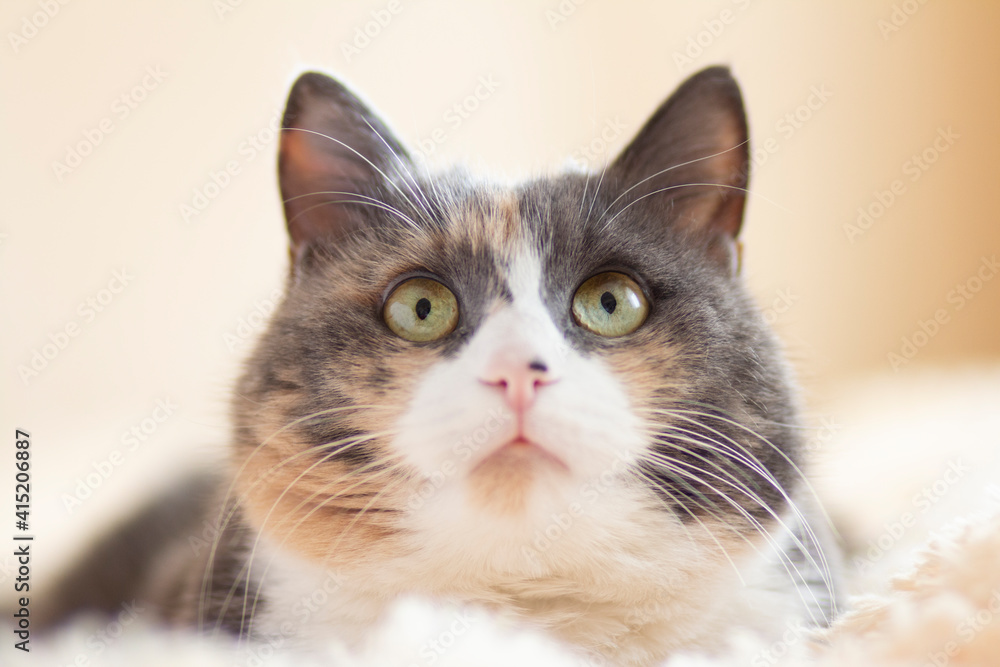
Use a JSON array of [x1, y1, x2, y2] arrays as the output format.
[[279, 72, 409, 258], [608, 66, 748, 272]]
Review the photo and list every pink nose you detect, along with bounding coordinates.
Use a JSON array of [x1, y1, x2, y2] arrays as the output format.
[[480, 358, 555, 411]]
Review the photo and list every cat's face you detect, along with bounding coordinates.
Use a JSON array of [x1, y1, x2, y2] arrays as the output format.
[[231, 68, 802, 584]]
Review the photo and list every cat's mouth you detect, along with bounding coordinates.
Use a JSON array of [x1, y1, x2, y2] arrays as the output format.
[[472, 436, 570, 474]]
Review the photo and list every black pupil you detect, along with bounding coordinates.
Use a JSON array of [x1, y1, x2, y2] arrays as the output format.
[[600, 291, 617, 314], [415, 297, 432, 320]]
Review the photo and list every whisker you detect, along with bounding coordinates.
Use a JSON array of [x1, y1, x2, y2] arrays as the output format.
[[210, 433, 392, 638], [657, 405, 838, 595], [632, 461, 795, 594], [629, 466, 753, 587], [284, 190, 423, 233], [362, 118, 437, 229], [586, 158, 611, 222], [596, 141, 749, 225], [600, 182, 790, 234], [199, 404, 386, 631], [282, 127, 429, 230], [634, 405, 839, 621], [241, 455, 409, 636], [637, 450, 830, 626]]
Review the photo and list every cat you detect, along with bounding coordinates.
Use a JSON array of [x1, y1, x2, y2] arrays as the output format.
[[41, 65, 841, 666]]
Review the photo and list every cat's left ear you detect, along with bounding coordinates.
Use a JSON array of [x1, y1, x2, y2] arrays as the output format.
[[607, 66, 748, 274], [279, 72, 410, 261]]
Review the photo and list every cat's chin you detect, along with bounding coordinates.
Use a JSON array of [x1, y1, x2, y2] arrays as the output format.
[[465, 438, 570, 514]]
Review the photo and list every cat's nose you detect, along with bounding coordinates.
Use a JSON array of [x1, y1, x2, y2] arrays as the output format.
[[479, 356, 556, 412]]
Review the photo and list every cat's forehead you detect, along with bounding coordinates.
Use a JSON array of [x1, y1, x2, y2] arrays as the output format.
[[401, 177, 664, 294], [408, 177, 586, 269], [446, 189, 522, 246], [431, 186, 547, 309], [418, 183, 584, 299]]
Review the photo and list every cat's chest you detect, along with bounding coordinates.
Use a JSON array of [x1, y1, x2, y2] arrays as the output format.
[[247, 516, 782, 666]]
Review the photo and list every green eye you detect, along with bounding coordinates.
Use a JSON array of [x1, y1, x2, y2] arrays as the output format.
[[572, 272, 649, 337], [383, 277, 459, 342]]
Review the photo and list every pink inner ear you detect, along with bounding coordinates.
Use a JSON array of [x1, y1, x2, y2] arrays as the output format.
[[281, 132, 318, 191], [279, 129, 370, 251], [282, 129, 368, 186]]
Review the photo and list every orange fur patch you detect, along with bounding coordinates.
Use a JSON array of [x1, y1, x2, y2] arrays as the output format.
[[466, 446, 546, 515]]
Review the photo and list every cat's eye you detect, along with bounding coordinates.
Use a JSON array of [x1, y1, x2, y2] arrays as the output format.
[[383, 277, 459, 342], [572, 272, 649, 337]]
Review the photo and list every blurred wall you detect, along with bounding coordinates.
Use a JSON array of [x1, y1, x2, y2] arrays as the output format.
[[2, 1, 999, 573]]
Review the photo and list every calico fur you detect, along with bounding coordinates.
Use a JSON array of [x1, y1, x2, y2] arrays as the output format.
[[42, 66, 841, 667]]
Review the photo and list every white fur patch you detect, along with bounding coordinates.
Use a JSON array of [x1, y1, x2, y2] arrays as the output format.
[[393, 245, 649, 544]]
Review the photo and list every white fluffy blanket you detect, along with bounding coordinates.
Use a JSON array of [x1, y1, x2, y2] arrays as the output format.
[[7, 508, 1000, 666], [6, 367, 1000, 666]]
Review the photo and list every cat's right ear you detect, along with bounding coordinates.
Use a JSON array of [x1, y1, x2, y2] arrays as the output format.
[[606, 66, 749, 274], [279, 72, 409, 262]]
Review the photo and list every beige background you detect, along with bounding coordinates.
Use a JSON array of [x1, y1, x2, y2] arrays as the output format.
[[2, 2, 999, 584]]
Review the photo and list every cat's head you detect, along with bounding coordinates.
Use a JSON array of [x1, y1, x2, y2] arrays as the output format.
[[231, 67, 805, 585]]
